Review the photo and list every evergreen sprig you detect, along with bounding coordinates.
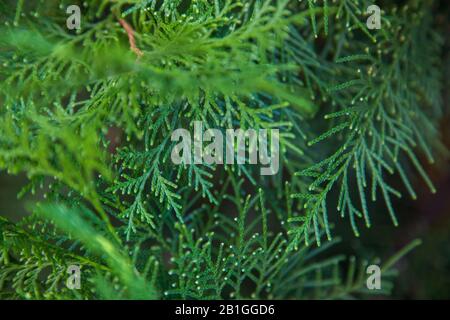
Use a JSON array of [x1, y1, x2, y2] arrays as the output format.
[[0, 0, 446, 299]]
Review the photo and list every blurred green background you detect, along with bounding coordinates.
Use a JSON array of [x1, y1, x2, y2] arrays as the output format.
[[0, 1, 449, 300]]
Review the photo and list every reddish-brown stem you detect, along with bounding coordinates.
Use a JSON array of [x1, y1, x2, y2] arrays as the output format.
[[118, 18, 144, 58]]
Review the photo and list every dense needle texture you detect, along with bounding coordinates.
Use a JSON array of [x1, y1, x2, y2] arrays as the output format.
[[0, 0, 446, 299]]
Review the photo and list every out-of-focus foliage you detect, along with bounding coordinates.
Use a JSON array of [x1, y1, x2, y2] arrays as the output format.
[[0, 0, 445, 299]]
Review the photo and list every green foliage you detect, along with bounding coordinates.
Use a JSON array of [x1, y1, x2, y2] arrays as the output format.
[[289, 1, 444, 245], [0, 0, 445, 299]]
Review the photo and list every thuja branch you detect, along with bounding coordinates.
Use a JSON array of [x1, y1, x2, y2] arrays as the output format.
[[118, 18, 144, 58]]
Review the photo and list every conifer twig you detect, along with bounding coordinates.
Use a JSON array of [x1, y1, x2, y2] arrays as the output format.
[[118, 18, 143, 58]]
